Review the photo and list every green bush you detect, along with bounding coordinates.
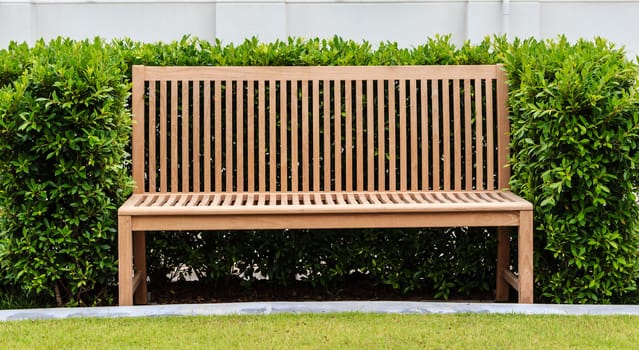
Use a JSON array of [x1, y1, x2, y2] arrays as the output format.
[[0, 38, 133, 306], [505, 36, 639, 303]]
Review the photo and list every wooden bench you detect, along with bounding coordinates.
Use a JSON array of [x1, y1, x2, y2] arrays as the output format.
[[118, 65, 534, 306]]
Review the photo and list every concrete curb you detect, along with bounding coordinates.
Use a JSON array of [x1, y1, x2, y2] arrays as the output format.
[[2, 301, 639, 321]]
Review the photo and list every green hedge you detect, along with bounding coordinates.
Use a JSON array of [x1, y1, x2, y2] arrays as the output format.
[[0, 38, 133, 306], [0, 35, 638, 306], [504, 37, 639, 303]]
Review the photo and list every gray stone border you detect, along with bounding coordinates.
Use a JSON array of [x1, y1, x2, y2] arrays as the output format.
[[1, 301, 639, 321]]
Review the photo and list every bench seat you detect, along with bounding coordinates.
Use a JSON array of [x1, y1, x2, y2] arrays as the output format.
[[120, 191, 531, 216], [119, 190, 531, 234]]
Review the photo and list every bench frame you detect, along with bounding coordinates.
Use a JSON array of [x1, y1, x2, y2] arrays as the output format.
[[118, 65, 533, 306]]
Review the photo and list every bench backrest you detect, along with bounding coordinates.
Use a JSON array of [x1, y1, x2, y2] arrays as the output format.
[[131, 65, 510, 194]]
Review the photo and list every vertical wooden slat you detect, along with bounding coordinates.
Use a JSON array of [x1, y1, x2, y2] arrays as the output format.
[[442, 79, 451, 191], [431, 80, 440, 190], [367, 80, 375, 191], [334, 81, 342, 191], [420, 79, 429, 191], [388, 80, 396, 191], [258, 80, 266, 192], [291, 81, 299, 192], [410, 80, 418, 191], [323, 80, 331, 191], [453, 79, 462, 190], [486, 78, 495, 191], [399, 80, 407, 191], [236, 80, 244, 192], [147, 80, 156, 193], [182, 80, 190, 192], [464, 79, 472, 190], [280, 80, 288, 192], [226, 80, 235, 192], [302, 80, 310, 192], [214, 81, 223, 192], [247, 82, 255, 192], [203, 82, 211, 192], [377, 80, 386, 191], [496, 65, 511, 190], [345, 81, 353, 191], [356, 80, 364, 191], [159, 81, 168, 192], [270, 80, 277, 191], [312, 80, 320, 191], [192, 81, 201, 192], [475, 79, 484, 190], [171, 80, 178, 192]]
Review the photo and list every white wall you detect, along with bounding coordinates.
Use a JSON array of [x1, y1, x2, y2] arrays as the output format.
[[1, 0, 638, 56]]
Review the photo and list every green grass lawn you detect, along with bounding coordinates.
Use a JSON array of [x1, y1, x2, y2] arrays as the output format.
[[0, 313, 638, 349]]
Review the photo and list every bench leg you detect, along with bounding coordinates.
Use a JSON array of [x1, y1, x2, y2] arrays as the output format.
[[118, 216, 134, 306], [518, 210, 534, 303], [495, 228, 510, 302], [133, 231, 148, 304]]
